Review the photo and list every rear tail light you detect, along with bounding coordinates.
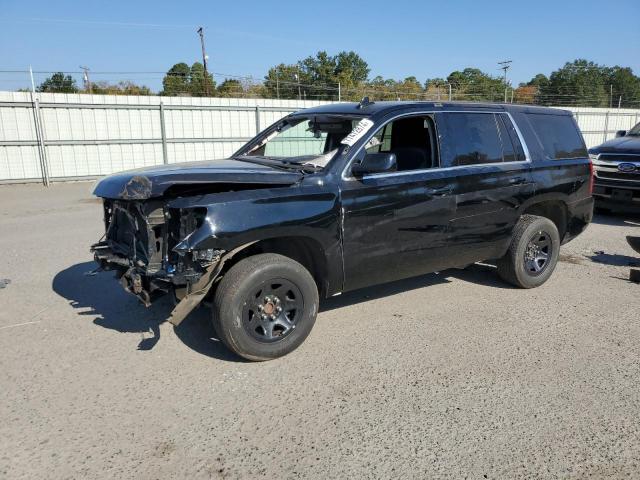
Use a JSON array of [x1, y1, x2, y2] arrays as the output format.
[[588, 159, 595, 195]]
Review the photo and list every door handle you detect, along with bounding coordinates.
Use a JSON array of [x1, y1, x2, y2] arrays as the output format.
[[508, 177, 527, 185], [425, 186, 452, 197]]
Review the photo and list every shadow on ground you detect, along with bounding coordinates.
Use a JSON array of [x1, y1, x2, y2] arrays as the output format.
[[589, 252, 640, 267], [52, 262, 240, 362], [592, 212, 640, 227], [321, 263, 511, 313], [53, 261, 512, 359]]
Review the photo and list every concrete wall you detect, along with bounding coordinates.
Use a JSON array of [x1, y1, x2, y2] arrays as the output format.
[[1, 91, 639, 183]]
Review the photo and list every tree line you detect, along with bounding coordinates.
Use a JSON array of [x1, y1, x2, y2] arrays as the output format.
[[33, 53, 640, 108]]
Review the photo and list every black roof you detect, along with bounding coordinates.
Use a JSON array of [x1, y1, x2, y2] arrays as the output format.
[[295, 101, 571, 117]]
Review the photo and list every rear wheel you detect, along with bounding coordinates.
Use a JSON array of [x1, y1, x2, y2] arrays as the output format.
[[212, 253, 319, 361], [497, 214, 560, 288]]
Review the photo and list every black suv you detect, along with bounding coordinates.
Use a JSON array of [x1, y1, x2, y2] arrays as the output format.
[[590, 122, 640, 211], [91, 101, 593, 360]]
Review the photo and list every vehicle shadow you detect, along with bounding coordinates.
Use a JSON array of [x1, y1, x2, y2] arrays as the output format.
[[52, 262, 242, 362], [54, 261, 512, 359], [589, 252, 640, 267], [592, 212, 640, 227], [445, 263, 516, 289], [320, 263, 511, 312]]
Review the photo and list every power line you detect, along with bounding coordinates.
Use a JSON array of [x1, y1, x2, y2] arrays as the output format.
[[3, 17, 195, 28]]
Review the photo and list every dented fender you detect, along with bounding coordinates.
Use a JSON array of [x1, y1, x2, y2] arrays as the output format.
[[168, 183, 344, 295], [168, 243, 255, 326]]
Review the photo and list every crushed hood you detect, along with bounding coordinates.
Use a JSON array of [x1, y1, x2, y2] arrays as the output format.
[[93, 158, 303, 200]]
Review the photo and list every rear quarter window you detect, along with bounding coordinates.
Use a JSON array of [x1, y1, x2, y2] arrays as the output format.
[[526, 113, 587, 160]]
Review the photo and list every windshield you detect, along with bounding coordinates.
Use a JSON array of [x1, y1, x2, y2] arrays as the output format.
[[235, 114, 369, 171], [628, 122, 640, 136]]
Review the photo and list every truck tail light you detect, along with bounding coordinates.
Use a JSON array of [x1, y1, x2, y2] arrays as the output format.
[[588, 159, 594, 195]]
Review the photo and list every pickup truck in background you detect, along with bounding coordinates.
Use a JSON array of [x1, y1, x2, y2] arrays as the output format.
[[590, 122, 640, 212]]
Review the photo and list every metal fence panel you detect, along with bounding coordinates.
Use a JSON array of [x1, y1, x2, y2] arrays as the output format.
[[1, 91, 639, 183]]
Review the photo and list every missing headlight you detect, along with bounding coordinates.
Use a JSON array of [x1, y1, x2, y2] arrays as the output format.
[[192, 249, 224, 263]]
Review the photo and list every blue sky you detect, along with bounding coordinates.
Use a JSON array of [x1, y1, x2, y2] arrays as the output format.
[[0, 0, 638, 91]]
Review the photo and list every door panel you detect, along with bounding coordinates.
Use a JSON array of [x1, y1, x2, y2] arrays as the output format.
[[445, 163, 534, 264], [434, 112, 534, 263], [340, 171, 455, 292], [339, 110, 534, 292]]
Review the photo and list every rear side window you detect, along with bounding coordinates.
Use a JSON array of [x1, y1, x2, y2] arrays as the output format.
[[437, 112, 514, 167], [526, 113, 587, 160]]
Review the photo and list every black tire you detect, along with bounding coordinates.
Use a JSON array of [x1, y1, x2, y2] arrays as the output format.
[[497, 214, 560, 289], [212, 253, 319, 361]]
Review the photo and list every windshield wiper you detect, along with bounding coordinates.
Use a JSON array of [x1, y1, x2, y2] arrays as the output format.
[[233, 156, 321, 174], [232, 156, 293, 171]]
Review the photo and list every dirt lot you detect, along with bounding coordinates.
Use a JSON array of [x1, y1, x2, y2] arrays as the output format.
[[1, 182, 639, 479]]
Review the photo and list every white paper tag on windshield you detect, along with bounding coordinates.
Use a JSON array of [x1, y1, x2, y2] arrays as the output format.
[[341, 118, 375, 146]]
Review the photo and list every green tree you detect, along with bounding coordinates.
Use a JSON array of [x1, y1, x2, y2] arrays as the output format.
[[526, 73, 550, 88], [333, 50, 370, 99], [217, 79, 243, 97], [299, 51, 338, 100], [446, 68, 506, 101], [524, 73, 550, 104], [605, 66, 640, 108], [37, 72, 78, 93], [542, 59, 608, 107], [264, 63, 305, 99], [424, 77, 448, 89], [366, 76, 399, 100], [335, 51, 369, 83], [91, 81, 152, 96], [424, 78, 448, 100], [526, 60, 640, 107], [189, 62, 216, 97], [264, 51, 370, 100], [396, 76, 424, 99], [161, 63, 190, 96]]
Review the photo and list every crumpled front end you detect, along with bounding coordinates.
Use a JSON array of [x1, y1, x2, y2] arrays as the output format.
[[91, 199, 225, 324]]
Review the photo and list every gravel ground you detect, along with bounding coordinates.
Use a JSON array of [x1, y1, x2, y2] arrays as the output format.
[[1, 182, 639, 479]]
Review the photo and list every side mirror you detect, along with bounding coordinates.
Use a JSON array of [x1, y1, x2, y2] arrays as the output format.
[[351, 153, 397, 176], [616, 130, 627, 138]]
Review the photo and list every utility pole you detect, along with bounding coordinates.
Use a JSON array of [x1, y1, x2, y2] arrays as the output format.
[[79, 65, 91, 93], [498, 60, 512, 102], [295, 71, 301, 100], [609, 84, 613, 108], [29, 65, 36, 93], [196, 27, 210, 96]]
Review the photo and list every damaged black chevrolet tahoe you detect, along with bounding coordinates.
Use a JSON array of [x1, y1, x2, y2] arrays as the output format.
[[92, 100, 593, 360]]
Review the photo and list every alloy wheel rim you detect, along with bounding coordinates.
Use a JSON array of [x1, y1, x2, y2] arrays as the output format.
[[523, 230, 552, 276], [242, 278, 303, 343]]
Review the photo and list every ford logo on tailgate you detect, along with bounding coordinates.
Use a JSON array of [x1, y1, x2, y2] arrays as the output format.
[[618, 163, 637, 173]]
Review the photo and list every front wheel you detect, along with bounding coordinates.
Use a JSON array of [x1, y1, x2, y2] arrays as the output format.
[[497, 214, 560, 288], [212, 253, 319, 361]]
